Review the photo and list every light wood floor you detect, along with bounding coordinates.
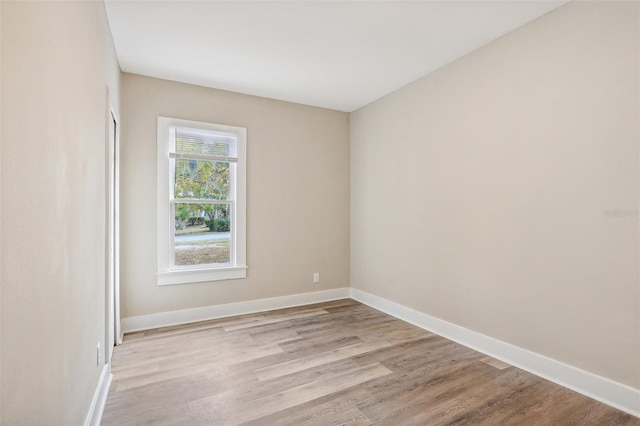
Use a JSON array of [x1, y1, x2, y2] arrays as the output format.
[[102, 299, 639, 425]]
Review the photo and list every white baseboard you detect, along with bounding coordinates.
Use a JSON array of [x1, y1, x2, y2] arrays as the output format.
[[350, 288, 640, 419], [83, 364, 112, 426], [121, 287, 350, 333]]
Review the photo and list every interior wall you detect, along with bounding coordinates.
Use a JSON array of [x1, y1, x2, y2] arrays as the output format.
[[351, 0, 639, 389], [1, 1, 121, 424], [120, 73, 350, 318]]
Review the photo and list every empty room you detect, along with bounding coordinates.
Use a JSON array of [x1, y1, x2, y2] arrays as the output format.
[[1, 0, 639, 424]]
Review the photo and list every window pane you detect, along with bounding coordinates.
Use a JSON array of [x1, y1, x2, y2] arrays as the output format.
[[174, 159, 231, 200], [175, 127, 237, 157], [174, 203, 232, 267]]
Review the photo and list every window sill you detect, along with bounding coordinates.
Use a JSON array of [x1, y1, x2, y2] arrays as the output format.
[[157, 266, 247, 286]]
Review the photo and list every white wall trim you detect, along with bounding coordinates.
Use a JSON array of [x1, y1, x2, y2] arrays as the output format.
[[83, 364, 112, 426], [121, 287, 350, 333], [349, 288, 640, 418]]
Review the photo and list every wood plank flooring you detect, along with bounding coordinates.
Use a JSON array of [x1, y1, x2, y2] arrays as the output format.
[[102, 299, 639, 425]]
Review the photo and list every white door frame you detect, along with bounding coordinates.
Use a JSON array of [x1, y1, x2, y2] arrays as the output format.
[[106, 103, 122, 366], [113, 107, 121, 346]]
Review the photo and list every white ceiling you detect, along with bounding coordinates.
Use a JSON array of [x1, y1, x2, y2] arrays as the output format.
[[105, 1, 567, 112]]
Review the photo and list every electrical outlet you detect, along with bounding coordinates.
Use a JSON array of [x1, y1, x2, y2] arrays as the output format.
[[313, 272, 320, 283], [96, 342, 101, 367]]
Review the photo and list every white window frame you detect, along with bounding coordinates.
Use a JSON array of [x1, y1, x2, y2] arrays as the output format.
[[157, 117, 247, 285]]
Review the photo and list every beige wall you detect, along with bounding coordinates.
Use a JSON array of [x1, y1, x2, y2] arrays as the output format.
[[351, 1, 639, 389], [120, 74, 350, 318], [1, 1, 121, 424]]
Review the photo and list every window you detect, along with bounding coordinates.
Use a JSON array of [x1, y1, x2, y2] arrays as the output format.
[[157, 117, 246, 285]]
